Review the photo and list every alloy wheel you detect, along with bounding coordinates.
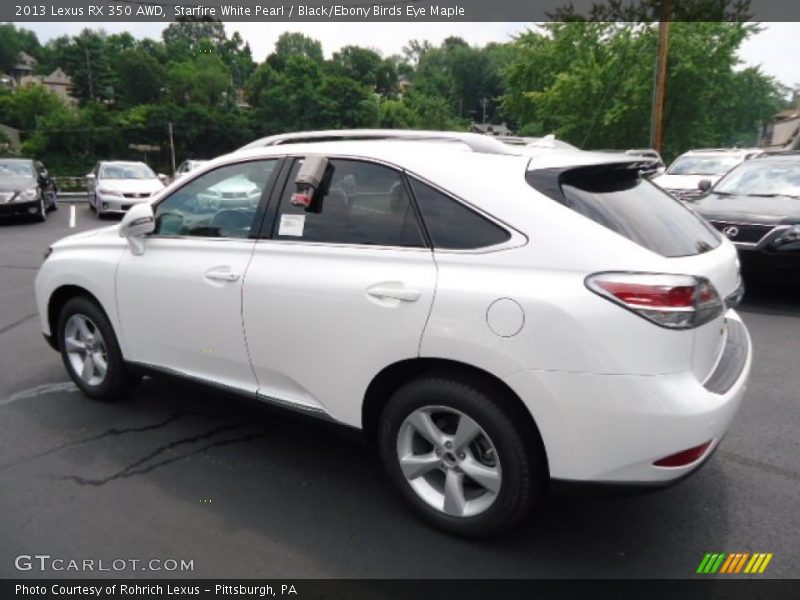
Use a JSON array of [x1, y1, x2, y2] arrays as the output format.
[[63, 314, 108, 386], [396, 405, 502, 518]]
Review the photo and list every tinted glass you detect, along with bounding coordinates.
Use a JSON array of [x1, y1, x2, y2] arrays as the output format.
[[715, 160, 800, 197], [154, 160, 277, 238], [409, 178, 511, 249], [274, 159, 426, 247], [552, 171, 720, 257]]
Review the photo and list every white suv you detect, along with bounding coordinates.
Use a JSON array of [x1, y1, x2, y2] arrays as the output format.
[[35, 131, 751, 537]]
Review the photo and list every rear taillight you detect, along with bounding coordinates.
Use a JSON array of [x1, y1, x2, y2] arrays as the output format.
[[586, 272, 724, 329]]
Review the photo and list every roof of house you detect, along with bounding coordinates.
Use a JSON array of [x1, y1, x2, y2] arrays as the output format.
[[42, 68, 72, 86]]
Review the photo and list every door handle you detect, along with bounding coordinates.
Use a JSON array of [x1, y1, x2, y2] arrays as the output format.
[[366, 285, 421, 302], [205, 269, 241, 282]]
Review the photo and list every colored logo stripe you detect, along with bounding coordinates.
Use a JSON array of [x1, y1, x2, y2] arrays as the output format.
[[698, 553, 773, 574]]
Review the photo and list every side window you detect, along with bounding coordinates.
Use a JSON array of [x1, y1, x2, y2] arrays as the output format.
[[409, 178, 511, 249], [153, 160, 277, 239], [273, 159, 426, 247]]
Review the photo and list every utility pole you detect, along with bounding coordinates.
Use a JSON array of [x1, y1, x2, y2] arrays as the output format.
[[167, 122, 176, 175], [481, 97, 488, 124], [649, 0, 671, 152], [84, 45, 94, 102]]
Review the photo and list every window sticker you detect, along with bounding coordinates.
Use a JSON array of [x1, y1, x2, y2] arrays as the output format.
[[279, 214, 305, 237]]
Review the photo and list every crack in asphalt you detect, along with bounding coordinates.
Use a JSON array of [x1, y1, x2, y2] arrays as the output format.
[[62, 423, 268, 487], [0, 312, 38, 336], [0, 381, 79, 406], [0, 412, 188, 471], [718, 449, 800, 482]]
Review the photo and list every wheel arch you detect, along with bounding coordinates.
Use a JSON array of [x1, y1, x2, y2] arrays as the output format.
[[47, 285, 107, 350], [362, 357, 549, 477]]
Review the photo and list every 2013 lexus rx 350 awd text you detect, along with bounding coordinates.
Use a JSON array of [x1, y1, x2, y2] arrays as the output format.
[[35, 131, 752, 537]]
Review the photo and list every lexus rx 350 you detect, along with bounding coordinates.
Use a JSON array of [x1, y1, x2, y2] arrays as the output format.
[[35, 131, 752, 537]]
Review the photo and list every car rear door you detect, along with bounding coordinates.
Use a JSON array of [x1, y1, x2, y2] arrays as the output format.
[[115, 158, 281, 393], [241, 157, 437, 426]]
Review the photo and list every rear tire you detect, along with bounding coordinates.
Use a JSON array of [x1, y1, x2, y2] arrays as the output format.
[[378, 375, 545, 537], [57, 296, 141, 401]]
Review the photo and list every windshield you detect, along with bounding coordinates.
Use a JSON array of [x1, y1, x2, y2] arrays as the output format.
[[714, 160, 800, 197], [0, 160, 34, 178], [667, 156, 741, 176], [100, 163, 156, 179]]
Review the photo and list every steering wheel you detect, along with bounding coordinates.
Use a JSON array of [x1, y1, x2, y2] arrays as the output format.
[[210, 209, 251, 237]]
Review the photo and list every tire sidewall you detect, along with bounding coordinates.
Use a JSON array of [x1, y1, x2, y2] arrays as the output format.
[[57, 297, 127, 401], [378, 376, 539, 537]]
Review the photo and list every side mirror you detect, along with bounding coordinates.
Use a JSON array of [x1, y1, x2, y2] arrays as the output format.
[[118, 203, 155, 255], [698, 179, 712, 192]]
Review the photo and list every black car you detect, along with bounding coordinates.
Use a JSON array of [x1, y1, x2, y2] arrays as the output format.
[[0, 158, 58, 221], [689, 154, 800, 281]]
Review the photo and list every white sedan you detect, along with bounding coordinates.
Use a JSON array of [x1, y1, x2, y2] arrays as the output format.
[[87, 161, 166, 217]]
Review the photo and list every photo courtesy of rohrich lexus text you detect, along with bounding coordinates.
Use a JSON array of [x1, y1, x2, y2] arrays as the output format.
[[0, 0, 798, 599]]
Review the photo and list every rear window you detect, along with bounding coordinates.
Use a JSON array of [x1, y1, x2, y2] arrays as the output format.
[[527, 167, 721, 257]]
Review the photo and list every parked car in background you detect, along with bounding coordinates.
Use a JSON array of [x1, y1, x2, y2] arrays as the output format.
[[652, 148, 762, 202], [688, 154, 800, 282], [0, 158, 57, 222], [37, 130, 750, 537], [86, 161, 166, 218], [173, 159, 208, 180]]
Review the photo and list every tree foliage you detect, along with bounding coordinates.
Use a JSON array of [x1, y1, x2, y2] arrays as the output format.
[[0, 7, 788, 174], [502, 21, 784, 158]]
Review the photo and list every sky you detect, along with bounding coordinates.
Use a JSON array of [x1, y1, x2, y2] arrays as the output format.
[[20, 21, 800, 89]]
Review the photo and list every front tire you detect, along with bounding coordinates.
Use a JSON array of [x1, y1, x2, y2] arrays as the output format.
[[35, 196, 47, 222], [57, 296, 140, 401], [378, 375, 544, 537]]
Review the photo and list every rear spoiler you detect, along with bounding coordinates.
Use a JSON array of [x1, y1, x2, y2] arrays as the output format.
[[526, 160, 654, 206]]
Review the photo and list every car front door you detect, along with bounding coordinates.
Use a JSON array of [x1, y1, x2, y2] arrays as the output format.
[[115, 158, 281, 392], [242, 157, 437, 426]]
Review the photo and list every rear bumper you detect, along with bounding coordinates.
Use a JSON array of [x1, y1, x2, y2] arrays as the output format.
[[503, 312, 752, 484]]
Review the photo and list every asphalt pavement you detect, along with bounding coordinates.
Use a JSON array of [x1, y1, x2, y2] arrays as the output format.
[[0, 203, 798, 578]]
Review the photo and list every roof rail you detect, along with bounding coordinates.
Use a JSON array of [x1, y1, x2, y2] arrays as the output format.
[[236, 129, 516, 155]]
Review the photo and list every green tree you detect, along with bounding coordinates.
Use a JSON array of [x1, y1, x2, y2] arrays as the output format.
[[59, 29, 115, 104], [165, 54, 230, 105], [116, 49, 165, 107], [501, 21, 782, 158], [0, 82, 67, 130], [162, 18, 227, 61], [0, 23, 22, 73], [267, 33, 324, 71]]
